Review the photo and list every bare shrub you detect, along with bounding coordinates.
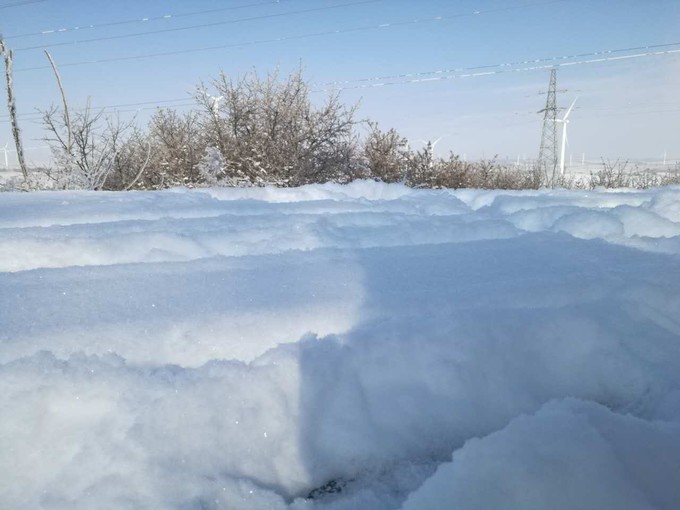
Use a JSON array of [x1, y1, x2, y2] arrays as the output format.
[[551, 172, 589, 190], [196, 146, 227, 186], [426, 154, 474, 189], [659, 163, 680, 186], [403, 147, 436, 188], [407, 154, 543, 190], [486, 163, 543, 190], [41, 102, 131, 190], [630, 168, 662, 190], [589, 159, 631, 189], [586, 159, 680, 190], [104, 128, 150, 190], [362, 122, 410, 183], [28, 65, 678, 193], [195, 146, 251, 187], [145, 109, 204, 188], [196, 68, 359, 186]]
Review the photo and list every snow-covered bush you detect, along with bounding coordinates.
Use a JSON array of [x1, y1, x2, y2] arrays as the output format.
[[136, 109, 204, 190], [196, 145, 225, 185], [196, 146, 251, 187], [196, 68, 360, 187], [363, 122, 410, 183], [40, 103, 130, 190]]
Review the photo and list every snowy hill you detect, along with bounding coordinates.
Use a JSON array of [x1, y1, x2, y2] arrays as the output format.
[[1, 181, 679, 509]]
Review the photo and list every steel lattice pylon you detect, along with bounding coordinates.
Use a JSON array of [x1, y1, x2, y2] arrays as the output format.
[[538, 68, 558, 185]]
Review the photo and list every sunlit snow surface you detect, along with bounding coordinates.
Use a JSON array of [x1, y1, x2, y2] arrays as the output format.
[[1, 181, 679, 509]]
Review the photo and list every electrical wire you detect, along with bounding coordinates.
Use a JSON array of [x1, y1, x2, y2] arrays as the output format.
[[315, 47, 680, 92], [4, 103, 680, 127], [13, 0, 384, 52], [3, 0, 296, 39], [578, 107, 680, 119], [0, 0, 47, 10], [14, 0, 566, 71], [0, 99, 195, 122], [3, 45, 678, 124], [323, 42, 680, 87], [576, 102, 680, 111]]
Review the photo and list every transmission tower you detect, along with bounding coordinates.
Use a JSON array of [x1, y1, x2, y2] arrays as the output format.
[[537, 68, 558, 185]]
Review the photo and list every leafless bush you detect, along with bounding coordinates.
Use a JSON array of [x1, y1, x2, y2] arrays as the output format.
[[659, 163, 680, 186], [40, 102, 131, 190], [25, 65, 680, 193], [404, 154, 543, 190], [195, 68, 360, 186], [105, 109, 205, 190], [402, 147, 435, 188], [621, 164, 680, 189], [362, 122, 410, 183], [432, 155, 477, 189], [585, 159, 680, 189], [146, 109, 204, 188], [103, 127, 150, 190], [551, 172, 589, 190], [589, 159, 632, 189], [195, 145, 251, 187], [486, 163, 543, 190], [630, 168, 662, 190]]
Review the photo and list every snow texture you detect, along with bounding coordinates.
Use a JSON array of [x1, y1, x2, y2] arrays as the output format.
[[1, 181, 679, 509]]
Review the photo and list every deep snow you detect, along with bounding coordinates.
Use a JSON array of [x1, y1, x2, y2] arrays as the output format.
[[1, 181, 679, 509]]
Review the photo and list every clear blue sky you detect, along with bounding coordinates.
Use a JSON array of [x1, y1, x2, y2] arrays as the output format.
[[1, 0, 679, 166]]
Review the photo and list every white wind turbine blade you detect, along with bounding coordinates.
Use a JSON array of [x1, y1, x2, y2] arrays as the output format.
[[557, 97, 577, 176], [209, 95, 224, 114], [431, 135, 445, 149], [559, 119, 569, 176], [563, 96, 578, 121], [418, 135, 446, 148]]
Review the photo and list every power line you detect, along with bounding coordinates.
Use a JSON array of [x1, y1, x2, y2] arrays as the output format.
[[3, 44, 678, 123], [14, 0, 566, 71], [579, 107, 680, 119], [0, 0, 47, 10], [576, 102, 680, 111], [0, 98, 195, 122], [325, 42, 680, 87], [315, 46, 680, 92], [2, 0, 296, 39], [4, 103, 680, 127], [13, 0, 384, 52], [2, 45, 679, 120]]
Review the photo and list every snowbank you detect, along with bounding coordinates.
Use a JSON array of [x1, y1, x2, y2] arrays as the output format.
[[402, 398, 680, 510], [1, 182, 679, 509]]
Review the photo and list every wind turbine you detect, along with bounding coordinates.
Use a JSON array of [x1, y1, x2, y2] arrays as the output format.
[[1, 143, 8, 170], [419, 135, 445, 152], [556, 97, 578, 176], [208, 94, 224, 116], [418, 135, 446, 168]]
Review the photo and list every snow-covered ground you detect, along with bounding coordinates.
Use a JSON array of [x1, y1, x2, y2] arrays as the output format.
[[1, 181, 679, 509]]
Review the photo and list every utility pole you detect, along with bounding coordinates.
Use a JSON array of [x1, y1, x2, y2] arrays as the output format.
[[537, 68, 558, 186], [0, 35, 28, 180]]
